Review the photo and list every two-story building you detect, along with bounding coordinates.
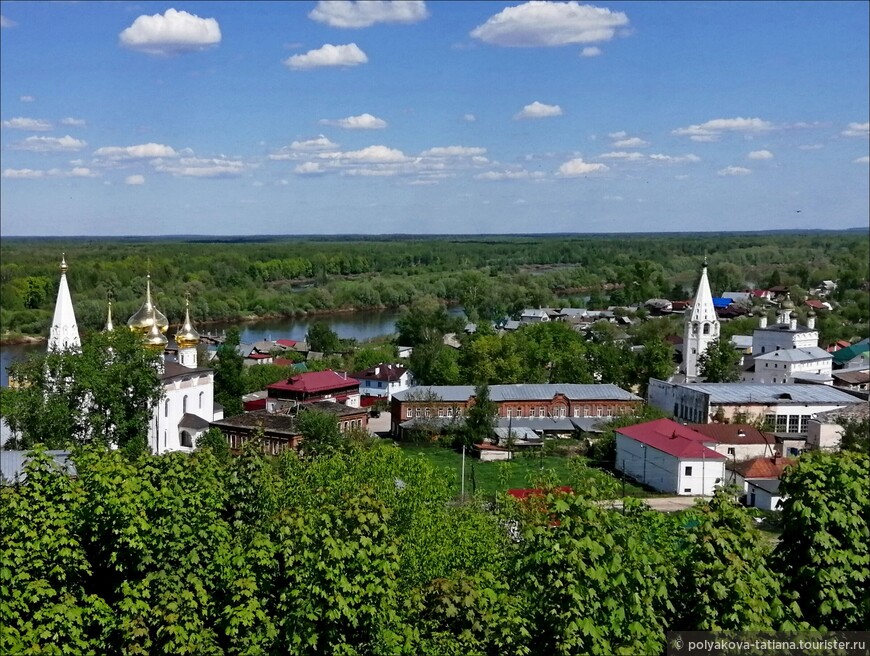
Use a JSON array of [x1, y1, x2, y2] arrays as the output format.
[[266, 370, 360, 412], [351, 363, 412, 402]]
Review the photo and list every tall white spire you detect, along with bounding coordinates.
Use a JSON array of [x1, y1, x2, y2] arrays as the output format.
[[681, 259, 720, 380], [48, 254, 81, 352]]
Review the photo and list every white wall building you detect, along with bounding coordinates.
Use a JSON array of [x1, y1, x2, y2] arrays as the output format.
[[751, 296, 820, 357], [743, 346, 833, 385], [681, 261, 720, 381], [352, 363, 413, 399], [806, 403, 869, 451], [615, 419, 726, 496]]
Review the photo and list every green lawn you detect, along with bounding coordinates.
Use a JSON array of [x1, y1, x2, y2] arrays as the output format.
[[397, 443, 652, 499]]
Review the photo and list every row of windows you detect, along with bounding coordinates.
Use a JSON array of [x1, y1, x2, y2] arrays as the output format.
[[764, 414, 810, 433], [226, 432, 288, 456], [341, 419, 364, 430], [406, 405, 629, 419], [165, 392, 205, 417]]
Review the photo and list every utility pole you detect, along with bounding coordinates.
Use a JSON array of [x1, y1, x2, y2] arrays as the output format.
[[461, 444, 466, 499]]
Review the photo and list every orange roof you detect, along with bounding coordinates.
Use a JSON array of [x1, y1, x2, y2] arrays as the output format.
[[728, 456, 795, 479]]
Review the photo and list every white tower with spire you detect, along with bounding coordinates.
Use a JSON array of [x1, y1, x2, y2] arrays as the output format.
[[48, 254, 81, 352], [682, 259, 720, 380]]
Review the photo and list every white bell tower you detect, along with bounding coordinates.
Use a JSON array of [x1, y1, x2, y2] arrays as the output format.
[[681, 259, 720, 380], [48, 254, 81, 352]]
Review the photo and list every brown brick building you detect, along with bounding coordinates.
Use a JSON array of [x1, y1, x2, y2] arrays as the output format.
[[390, 384, 642, 435]]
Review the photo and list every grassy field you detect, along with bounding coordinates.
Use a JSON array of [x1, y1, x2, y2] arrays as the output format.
[[397, 443, 654, 499]]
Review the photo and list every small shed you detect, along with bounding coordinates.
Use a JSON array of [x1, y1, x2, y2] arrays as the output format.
[[746, 478, 784, 511]]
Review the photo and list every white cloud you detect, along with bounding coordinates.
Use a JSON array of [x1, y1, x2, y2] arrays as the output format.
[[581, 46, 601, 57], [321, 145, 407, 163], [154, 156, 247, 178], [343, 168, 400, 177], [2, 117, 52, 131], [309, 1, 428, 28], [612, 136, 648, 148], [598, 151, 644, 160], [12, 135, 87, 152], [125, 174, 145, 185], [471, 1, 629, 47], [463, 113, 477, 122], [319, 113, 386, 129], [1, 15, 17, 28], [20, 95, 34, 102], [673, 117, 774, 141], [291, 135, 339, 151], [853, 156, 870, 164], [295, 162, 327, 175], [608, 131, 627, 139], [3, 168, 43, 179], [748, 149, 773, 160], [284, 43, 368, 70], [649, 153, 701, 163], [60, 117, 87, 127], [515, 101, 563, 119], [94, 143, 177, 160], [475, 169, 542, 181], [841, 122, 869, 137], [557, 157, 608, 176], [119, 8, 221, 55], [66, 167, 97, 178], [421, 146, 486, 157], [717, 166, 752, 176]]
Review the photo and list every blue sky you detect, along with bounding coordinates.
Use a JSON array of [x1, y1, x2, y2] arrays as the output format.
[[1, 1, 868, 236]]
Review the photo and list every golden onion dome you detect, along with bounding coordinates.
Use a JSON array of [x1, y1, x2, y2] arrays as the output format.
[[780, 293, 795, 310], [174, 299, 200, 349], [104, 301, 114, 332], [143, 308, 168, 350], [807, 307, 816, 317], [127, 274, 169, 334]]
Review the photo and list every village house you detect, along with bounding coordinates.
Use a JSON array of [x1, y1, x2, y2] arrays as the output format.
[[687, 423, 777, 462], [390, 384, 641, 436], [211, 401, 369, 455], [351, 363, 412, 402], [806, 403, 869, 451], [615, 419, 726, 496], [266, 370, 361, 412], [727, 455, 795, 510]]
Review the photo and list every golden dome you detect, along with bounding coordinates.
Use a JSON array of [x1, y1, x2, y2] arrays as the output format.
[[780, 293, 795, 310], [127, 274, 169, 334], [143, 308, 168, 350], [174, 299, 200, 349], [104, 301, 114, 332]]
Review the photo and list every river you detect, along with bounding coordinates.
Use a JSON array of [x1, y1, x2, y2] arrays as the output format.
[[0, 307, 466, 387]]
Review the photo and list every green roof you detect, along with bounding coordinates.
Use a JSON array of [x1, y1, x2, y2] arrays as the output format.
[[832, 339, 869, 365]]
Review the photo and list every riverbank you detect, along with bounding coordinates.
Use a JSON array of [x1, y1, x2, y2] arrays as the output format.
[[1, 334, 46, 347]]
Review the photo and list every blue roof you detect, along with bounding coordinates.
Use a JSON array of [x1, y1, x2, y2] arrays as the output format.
[[712, 297, 733, 308]]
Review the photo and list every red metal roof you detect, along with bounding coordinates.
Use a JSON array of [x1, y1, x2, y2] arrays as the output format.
[[351, 363, 408, 382], [728, 456, 795, 480], [268, 369, 359, 394], [617, 418, 725, 460], [246, 353, 271, 360], [276, 339, 297, 347], [688, 423, 775, 446]]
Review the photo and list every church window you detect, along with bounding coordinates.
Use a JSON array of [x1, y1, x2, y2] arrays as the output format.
[[180, 431, 193, 448], [199, 392, 204, 409], [703, 323, 710, 335], [165, 399, 170, 417], [692, 324, 698, 336], [183, 395, 188, 413]]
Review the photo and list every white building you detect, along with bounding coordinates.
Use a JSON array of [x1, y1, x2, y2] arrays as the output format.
[[751, 296, 820, 356], [746, 479, 784, 511], [48, 254, 81, 352], [648, 380, 860, 433], [681, 261, 720, 381], [743, 346, 833, 385], [351, 363, 413, 400], [806, 403, 869, 451], [615, 418, 725, 496]]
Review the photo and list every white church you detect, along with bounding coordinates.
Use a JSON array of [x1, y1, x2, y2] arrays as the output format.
[[681, 260, 720, 381], [48, 256, 222, 454]]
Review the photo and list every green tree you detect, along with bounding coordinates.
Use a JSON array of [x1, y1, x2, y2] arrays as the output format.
[[3, 328, 163, 455], [306, 320, 341, 354], [296, 408, 343, 458], [214, 327, 245, 417], [774, 450, 870, 630], [839, 416, 870, 453], [196, 426, 231, 465], [632, 336, 675, 398], [460, 384, 497, 448], [675, 489, 790, 631], [698, 337, 741, 382]]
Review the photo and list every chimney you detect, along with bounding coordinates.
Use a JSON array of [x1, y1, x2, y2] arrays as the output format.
[[737, 429, 746, 437], [807, 312, 816, 330], [759, 313, 768, 329], [375, 366, 380, 376]]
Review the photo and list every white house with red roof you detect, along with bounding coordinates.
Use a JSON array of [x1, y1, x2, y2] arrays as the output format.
[[266, 369, 360, 412], [615, 418, 726, 496], [351, 363, 413, 401]]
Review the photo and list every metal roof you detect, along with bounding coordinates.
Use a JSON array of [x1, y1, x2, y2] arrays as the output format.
[[755, 346, 831, 363], [394, 384, 640, 403], [1, 450, 76, 484], [678, 383, 859, 405]]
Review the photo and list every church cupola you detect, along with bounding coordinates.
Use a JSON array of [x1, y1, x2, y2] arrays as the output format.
[[777, 293, 795, 325], [127, 273, 169, 335], [807, 308, 816, 330], [48, 253, 81, 352], [174, 297, 201, 368], [104, 301, 115, 332]]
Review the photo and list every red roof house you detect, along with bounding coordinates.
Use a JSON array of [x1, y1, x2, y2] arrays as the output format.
[[266, 369, 360, 411]]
